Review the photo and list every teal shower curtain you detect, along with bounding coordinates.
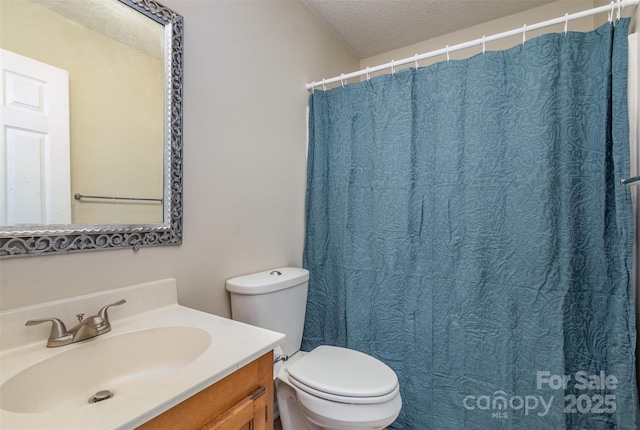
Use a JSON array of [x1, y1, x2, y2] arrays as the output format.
[[302, 19, 638, 429]]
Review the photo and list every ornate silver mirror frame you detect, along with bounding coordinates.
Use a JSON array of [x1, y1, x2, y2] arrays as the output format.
[[0, 0, 183, 258]]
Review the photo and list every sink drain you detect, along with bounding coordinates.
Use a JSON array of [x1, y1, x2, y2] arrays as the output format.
[[89, 390, 114, 404]]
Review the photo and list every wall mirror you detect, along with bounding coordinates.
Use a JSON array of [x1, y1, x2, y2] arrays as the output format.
[[0, 0, 183, 257]]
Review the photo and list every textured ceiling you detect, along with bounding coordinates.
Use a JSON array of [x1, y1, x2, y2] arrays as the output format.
[[32, 0, 163, 60], [303, 0, 558, 58]]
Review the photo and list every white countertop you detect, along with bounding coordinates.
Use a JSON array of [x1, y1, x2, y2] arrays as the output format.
[[0, 279, 285, 429]]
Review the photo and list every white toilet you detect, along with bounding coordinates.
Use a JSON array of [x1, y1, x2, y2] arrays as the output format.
[[226, 267, 402, 430]]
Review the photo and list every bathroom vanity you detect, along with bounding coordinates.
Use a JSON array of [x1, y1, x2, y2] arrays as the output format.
[[0, 279, 284, 429]]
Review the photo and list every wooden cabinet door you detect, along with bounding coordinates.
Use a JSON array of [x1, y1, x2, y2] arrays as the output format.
[[202, 386, 267, 430], [137, 351, 273, 430]]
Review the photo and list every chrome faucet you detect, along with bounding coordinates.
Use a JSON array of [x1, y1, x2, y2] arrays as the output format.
[[25, 299, 126, 347]]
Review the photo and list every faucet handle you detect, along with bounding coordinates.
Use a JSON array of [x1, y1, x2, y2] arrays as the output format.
[[25, 318, 69, 339], [97, 299, 126, 326]]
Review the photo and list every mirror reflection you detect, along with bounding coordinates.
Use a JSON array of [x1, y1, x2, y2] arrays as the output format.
[[0, 0, 165, 226]]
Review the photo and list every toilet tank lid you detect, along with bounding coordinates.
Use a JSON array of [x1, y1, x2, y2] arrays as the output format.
[[226, 267, 309, 295]]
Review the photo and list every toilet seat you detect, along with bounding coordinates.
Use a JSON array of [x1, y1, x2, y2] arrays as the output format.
[[286, 345, 399, 405], [288, 375, 400, 405]]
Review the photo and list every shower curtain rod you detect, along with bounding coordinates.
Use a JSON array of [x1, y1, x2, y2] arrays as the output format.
[[306, 0, 639, 90]]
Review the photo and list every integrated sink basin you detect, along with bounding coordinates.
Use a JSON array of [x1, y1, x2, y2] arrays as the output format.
[[1, 326, 211, 414]]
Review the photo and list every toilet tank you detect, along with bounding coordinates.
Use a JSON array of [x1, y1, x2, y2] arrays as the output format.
[[226, 267, 309, 356]]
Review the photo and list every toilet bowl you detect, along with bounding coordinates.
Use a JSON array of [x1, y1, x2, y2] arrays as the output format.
[[275, 346, 401, 430], [226, 268, 402, 430]]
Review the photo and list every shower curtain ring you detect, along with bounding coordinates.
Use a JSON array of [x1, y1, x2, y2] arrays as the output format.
[[617, 0, 622, 21], [564, 13, 569, 34], [340, 74, 346, 88], [482, 36, 486, 54], [609, 1, 615, 23], [391, 60, 396, 75], [366, 67, 371, 81], [414, 54, 419, 70], [322, 79, 326, 91], [522, 24, 527, 45], [446, 45, 450, 62]]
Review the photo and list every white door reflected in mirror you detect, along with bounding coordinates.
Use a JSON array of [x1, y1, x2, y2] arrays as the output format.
[[0, 49, 71, 225]]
